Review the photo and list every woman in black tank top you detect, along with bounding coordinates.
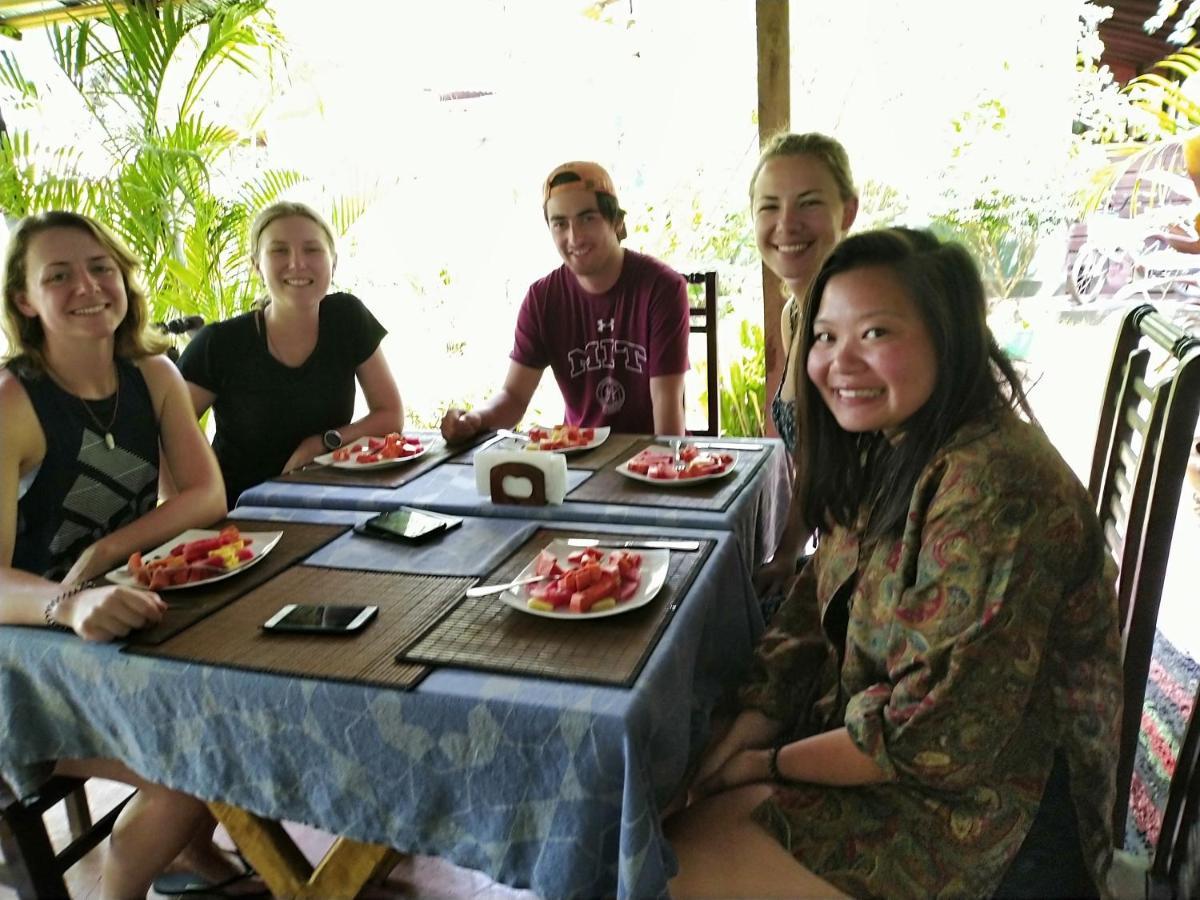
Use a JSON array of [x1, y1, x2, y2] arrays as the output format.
[[0, 212, 243, 895]]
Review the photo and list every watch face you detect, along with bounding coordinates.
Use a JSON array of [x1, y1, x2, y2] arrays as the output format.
[[323, 430, 342, 450]]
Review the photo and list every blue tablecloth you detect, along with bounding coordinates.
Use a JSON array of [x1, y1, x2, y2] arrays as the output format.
[[0, 510, 764, 899], [238, 439, 792, 569]]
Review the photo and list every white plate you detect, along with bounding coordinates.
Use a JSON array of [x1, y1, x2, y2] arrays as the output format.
[[314, 435, 442, 470], [498, 538, 669, 620], [507, 426, 610, 454], [105, 528, 284, 591], [615, 449, 739, 487]]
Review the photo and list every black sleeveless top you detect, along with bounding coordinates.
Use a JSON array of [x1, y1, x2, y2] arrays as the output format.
[[12, 358, 159, 580]]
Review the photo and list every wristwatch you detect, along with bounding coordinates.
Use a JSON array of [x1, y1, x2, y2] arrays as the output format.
[[322, 429, 344, 451]]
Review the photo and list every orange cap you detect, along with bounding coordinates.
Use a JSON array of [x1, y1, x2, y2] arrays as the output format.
[[542, 161, 619, 205], [542, 161, 626, 239]]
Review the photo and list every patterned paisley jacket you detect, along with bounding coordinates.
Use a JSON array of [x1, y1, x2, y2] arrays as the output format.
[[739, 409, 1123, 898]]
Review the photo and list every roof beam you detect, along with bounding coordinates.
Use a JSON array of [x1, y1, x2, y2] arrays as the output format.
[[757, 0, 789, 436], [1, 2, 133, 32]]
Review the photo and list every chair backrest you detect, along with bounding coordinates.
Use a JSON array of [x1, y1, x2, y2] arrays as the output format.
[[683, 271, 719, 437], [1088, 303, 1200, 840]]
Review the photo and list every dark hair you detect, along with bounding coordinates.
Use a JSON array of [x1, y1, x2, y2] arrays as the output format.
[[2, 210, 167, 373], [795, 227, 1034, 540], [543, 172, 627, 240]]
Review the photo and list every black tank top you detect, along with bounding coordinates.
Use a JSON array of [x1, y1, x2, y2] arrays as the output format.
[[12, 358, 159, 580]]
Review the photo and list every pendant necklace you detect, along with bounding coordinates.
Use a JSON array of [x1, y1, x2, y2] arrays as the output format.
[[78, 374, 121, 451]]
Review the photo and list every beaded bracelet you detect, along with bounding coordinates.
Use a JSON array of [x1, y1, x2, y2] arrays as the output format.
[[43, 579, 93, 628]]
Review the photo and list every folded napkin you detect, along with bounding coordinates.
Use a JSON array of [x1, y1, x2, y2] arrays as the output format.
[[474, 448, 567, 504]]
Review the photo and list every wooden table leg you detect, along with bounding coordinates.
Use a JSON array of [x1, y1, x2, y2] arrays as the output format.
[[209, 801, 404, 899]]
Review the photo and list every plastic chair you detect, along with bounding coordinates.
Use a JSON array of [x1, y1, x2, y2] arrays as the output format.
[[0, 775, 134, 898], [1087, 304, 1200, 841], [683, 271, 719, 437]]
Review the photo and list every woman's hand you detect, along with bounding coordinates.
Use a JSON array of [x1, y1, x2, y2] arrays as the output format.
[[62, 539, 118, 586], [690, 709, 782, 797], [753, 551, 799, 599], [56, 584, 166, 642], [281, 434, 327, 474], [692, 748, 772, 800]]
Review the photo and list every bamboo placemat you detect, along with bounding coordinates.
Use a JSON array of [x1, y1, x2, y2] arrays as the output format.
[[564, 439, 771, 512], [128, 565, 475, 690], [448, 432, 644, 471], [119, 521, 348, 647], [397, 529, 714, 687]]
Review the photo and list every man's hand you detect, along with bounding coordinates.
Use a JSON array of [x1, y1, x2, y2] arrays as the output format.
[[441, 408, 483, 443], [57, 584, 166, 642]]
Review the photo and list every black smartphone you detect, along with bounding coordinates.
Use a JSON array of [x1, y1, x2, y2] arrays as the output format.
[[358, 507, 463, 543], [262, 604, 378, 634]]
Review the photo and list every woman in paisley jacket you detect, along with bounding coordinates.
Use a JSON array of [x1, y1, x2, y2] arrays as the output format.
[[666, 228, 1122, 898]]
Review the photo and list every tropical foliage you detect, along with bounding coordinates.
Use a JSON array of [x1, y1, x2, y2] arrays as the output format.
[[0, 0, 368, 328], [716, 320, 766, 438]]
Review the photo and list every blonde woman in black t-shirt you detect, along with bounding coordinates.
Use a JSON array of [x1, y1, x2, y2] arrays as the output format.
[[0, 211, 248, 897], [179, 201, 403, 506]]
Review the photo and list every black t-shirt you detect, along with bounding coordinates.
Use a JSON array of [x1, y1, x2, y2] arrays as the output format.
[[179, 292, 386, 506]]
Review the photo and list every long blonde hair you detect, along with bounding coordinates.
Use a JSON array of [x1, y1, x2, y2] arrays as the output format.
[[2, 210, 167, 374]]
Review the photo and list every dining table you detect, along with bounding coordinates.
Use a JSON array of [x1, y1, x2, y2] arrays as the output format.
[[237, 432, 792, 570], [0, 505, 768, 899]]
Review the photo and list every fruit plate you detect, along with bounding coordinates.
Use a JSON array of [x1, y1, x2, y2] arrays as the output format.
[[105, 528, 283, 591], [314, 435, 442, 470], [498, 539, 669, 620], [515, 425, 610, 454], [614, 449, 739, 486]]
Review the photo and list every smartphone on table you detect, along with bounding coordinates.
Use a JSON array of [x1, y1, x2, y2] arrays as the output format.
[[356, 507, 463, 543], [262, 604, 378, 635]]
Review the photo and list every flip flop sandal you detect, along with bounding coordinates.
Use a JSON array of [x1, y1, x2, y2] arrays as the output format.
[[153, 854, 262, 898]]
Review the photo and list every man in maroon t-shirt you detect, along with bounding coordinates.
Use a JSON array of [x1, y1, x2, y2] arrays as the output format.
[[441, 161, 689, 440]]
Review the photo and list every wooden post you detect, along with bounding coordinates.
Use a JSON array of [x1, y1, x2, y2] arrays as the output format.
[[756, 0, 789, 436]]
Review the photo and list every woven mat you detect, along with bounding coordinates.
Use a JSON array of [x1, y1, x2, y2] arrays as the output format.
[[448, 432, 644, 471], [119, 521, 347, 647], [128, 565, 475, 690], [565, 439, 771, 512], [397, 529, 714, 687]]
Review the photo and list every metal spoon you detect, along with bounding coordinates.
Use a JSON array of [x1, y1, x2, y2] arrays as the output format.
[[464, 574, 547, 597]]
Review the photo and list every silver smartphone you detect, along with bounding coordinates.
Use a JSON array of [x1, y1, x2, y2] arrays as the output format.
[[262, 604, 378, 635]]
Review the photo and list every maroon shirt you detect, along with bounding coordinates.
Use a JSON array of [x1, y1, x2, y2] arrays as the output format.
[[511, 250, 690, 433]]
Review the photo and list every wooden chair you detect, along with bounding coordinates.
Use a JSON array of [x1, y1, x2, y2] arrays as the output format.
[[683, 271, 719, 437], [0, 775, 133, 898], [1086, 303, 1200, 841]]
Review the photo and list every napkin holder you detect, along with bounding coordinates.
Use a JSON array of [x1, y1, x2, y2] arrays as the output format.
[[474, 448, 567, 506]]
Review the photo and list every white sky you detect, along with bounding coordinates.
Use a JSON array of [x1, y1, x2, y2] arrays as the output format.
[[1, 0, 1089, 425]]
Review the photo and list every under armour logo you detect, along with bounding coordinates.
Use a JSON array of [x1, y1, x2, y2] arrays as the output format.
[[597, 317, 615, 333]]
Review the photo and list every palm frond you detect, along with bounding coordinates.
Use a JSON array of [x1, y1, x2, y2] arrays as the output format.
[[0, 51, 39, 106], [236, 168, 308, 215]]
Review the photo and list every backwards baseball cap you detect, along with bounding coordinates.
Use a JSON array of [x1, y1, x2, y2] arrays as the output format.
[[542, 161, 627, 239]]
